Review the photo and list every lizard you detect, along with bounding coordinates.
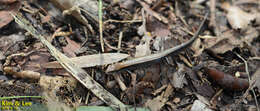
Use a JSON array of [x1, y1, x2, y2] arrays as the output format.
[[106, 13, 209, 72]]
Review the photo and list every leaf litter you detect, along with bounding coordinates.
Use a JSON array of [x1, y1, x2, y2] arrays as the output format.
[[0, 0, 259, 111]]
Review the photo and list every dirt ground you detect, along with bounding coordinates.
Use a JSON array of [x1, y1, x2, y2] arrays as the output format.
[[0, 0, 260, 111]]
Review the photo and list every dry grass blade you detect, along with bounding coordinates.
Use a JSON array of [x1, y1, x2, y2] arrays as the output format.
[[12, 13, 126, 108], [99, 0, 104, 52], [41, 53, 129, 68]]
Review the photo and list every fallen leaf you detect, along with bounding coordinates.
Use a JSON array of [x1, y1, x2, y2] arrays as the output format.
[[144, 84, 173, 111], [141, 63, 161, 85], [119, 0, 135, 11], [203, 26, 259, 54], [18, 43, 51, 73], [221, 2, 256, 30], [136, 0, 168, 24], [0, 11, 13, 28], [190, 100, 213, 111], [42, 53, 130, 68], [62, 37, 81, 57], [0, 0, 17, 4], [0, 1, 21, 28], [126, 81, 154, 103], [0, 34, 25, 52], [203, 30, 242, 54], [146, 17, 171, 38]]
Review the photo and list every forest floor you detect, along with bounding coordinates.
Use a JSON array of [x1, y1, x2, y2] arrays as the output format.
[[0, 0, 260, 111]]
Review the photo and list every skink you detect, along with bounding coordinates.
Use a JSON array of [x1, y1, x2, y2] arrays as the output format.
[[106, 13, 208, 72]]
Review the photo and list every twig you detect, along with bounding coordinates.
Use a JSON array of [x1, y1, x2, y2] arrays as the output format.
[[250, 57, 260, 61], [104, 19, 142, 24], [85, 69, 94, 105], [209, 0, 216, 27], [12, 13, 126, 108], [180, 27, 215, 39], [235, 53, 259, 111], [103, 39, 121, 51], [136, 0, 168, 24], [99, 0, 104, 52], [113, 74, 127, 91], [117, 31, 123, 53], [210, 89, 223, 108], [3, 51, 34, 67], [80, 26, 89, 47], [209, 0, 220, 36]]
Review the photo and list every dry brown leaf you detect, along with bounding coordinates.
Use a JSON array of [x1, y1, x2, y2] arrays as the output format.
[[0, 0, 17, 4], [62, 37, 81, 57], [141, 63, 161, 84], [136, 0, 168, 24], [39, 75, 77, 93], [221, 2, 256, 30], [23, 49, 50, 73], [203, 27, 259, 54], [0, 1, 21, 28], [41, 15, 51, 23], [145, 84, 173, 111], [125, 81, 154, 102], [0, 34, 25, 52], [146, 17, 171, 38], [119, 0, 135, 11], [203, 30, 242, 54], [0, 11, 13, 28]]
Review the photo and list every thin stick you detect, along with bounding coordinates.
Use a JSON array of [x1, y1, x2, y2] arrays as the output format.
[[104, 19, 142, 23], [99, 0, 104, 52], [117, 31, 123, 53], [104, 39, 121, 51]]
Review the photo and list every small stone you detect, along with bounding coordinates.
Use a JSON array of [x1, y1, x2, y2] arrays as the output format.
[[173, 98, 180, 104]]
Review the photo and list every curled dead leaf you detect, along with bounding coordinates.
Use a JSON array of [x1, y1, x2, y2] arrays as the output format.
[[0, 1, 21, 28], [221, 2, 256, 30]]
